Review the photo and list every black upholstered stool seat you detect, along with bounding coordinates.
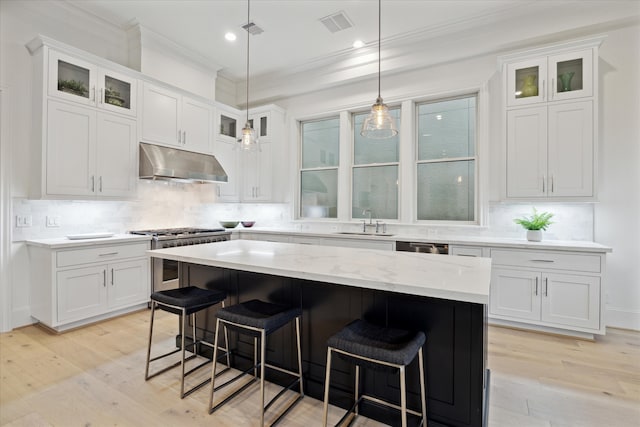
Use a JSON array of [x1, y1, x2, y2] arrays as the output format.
[[327, 319, 426, 366], [208, 299, 304, 426], [151, 286, 227, 315], [216, 299, 302, 335], [323, 319, 428, 427], [146, 286, 229, 399]]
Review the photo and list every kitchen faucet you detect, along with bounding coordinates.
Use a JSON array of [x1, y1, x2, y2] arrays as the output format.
[[362, 209, 375, 232]]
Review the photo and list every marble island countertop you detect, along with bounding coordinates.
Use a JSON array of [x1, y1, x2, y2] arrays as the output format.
[[26, 234, 151, 249], [148, 239, 492, 304], [234, 228, 612, 253]]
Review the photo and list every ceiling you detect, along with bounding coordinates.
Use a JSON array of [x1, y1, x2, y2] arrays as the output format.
[[67, 0, 639, 103]]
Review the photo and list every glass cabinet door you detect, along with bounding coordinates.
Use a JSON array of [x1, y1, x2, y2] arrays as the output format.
[[506, 58, 547, 107], [548, 49, 593, 101], [219, 113, 238, 141], [48, 51, 97, 106], [248, 113, 270, 140], [98, 68, 137, 117]]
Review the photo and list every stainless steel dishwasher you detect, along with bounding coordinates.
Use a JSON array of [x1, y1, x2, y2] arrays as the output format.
[[396, 241, 449, 254]]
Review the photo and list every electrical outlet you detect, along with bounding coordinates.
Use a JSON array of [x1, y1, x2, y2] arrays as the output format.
[[46, 216, 61, 228], [15, 215, 32, 227]]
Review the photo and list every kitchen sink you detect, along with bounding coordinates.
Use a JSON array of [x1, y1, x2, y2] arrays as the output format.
[[334, 232, 395, 237]]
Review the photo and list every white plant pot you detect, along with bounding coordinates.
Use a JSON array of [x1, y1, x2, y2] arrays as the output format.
[[526, 230, 542, 242]]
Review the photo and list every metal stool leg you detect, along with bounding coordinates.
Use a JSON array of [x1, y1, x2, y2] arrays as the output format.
[[295, 316, 304, 396], [145, 301, 156, 380], [354, 364, 360, 416], [322, 347, 332, 427], [400, 365, 407, 427], [208, 318, 221, 411], [180, 308, 187, 398], [259, 329, 267, 427], [419, 348, 428, 427]]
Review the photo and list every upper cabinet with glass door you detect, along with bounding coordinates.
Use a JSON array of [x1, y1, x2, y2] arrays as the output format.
[[48, 50, 137, 117], [506, 48, 593, 107]]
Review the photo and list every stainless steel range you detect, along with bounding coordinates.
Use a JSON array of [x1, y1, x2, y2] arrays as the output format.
[[129, 227, 231, 293]]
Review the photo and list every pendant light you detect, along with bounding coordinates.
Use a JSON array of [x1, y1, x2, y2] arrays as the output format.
[[240, 0, 258, 150], [361, 0, 398, 139]]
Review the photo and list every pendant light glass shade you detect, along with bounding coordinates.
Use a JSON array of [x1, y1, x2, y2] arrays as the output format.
[[239, 0, 258, 151], [361, 0, 397, 139], [240, 121, 257, 149], [361, 96, 398, 139]]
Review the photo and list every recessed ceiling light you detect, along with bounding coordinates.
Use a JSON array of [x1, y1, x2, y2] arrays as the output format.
[[225, 32, 237, 41], [353, 40, 364, 48]]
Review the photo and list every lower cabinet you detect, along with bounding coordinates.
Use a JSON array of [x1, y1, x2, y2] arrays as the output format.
[[489, 248, 603, 336], [29, 240, 150, 331]]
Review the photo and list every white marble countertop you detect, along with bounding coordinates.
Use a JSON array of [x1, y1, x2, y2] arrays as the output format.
[[26, 234, 151, 249], [234, 228, 612, 253], [148, 240, 491, 304]]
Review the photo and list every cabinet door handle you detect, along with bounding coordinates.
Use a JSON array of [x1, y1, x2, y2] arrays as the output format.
[[183, 131, 187, 144], [542, 176, 545, 193], [103, 269, 106, 287], [99, 88, 103, 104], [544, 277, 548, 296], [99, 252, 119, 257], [91, 86, 96, 102], [111, 268, 114, 285], [551, 78, 555, 100], [542, 80, 546, 101], [534, 276, 539, 296], [99, 176, 103, 192], [530, 259, 554, 263], [91, 176, 95, 192], [551, 175, 554, 193]]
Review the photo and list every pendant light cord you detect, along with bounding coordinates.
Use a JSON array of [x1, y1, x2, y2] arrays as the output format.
[[246, 0, 250, 124], [377, 0, 381, 99]]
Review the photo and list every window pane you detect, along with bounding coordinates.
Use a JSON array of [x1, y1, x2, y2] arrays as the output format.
[[353, 109, 400, 165], [301, 118, 340, 168], [417, 97, 475, 160], [352, 165, 398, 220], [300, 170, 338, 218], [417, 161, 475, 221]]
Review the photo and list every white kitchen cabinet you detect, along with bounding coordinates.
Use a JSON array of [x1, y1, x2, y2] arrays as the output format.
[[141, 82, 213, 153], [48, 50, 137, 117], [28, 240, 150, 332], [214, 139, 241, 202], [242, 142, 273, 201], [28, 36, 139, 199], [489, 248, 604, 337], [216, 105, 241, 143], [500, 37, 602, 201], [46, 100, 136, 198], [449, 245, 488, 257], [322, 237, 394, 251], [248, 111, 271, 141], [505, 48, 593, 107], [507, 101, 593, 198]]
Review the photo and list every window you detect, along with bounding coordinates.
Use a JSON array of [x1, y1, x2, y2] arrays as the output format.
[[299, 117, 340, 218], [352, 109, 400, 220], [416, 96, 476, 222]]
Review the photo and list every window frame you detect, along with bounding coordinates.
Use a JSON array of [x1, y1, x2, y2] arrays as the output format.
[[414, 93, 479, 225], [298, 116, 341, 220]]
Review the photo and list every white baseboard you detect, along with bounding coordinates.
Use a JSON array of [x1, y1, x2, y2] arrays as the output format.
[[605, 306, 640, 331], [12, 306, 35, 329]]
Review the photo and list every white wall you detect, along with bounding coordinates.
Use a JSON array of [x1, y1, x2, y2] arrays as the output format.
[[595, 24, 640, 330]]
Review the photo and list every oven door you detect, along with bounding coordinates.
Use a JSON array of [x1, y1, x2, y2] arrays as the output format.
[[152, 256, 180, 293]]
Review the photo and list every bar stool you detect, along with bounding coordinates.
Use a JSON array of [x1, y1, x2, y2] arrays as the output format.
[[322, 319, 427, 427], [208, 299, 304, 427], [145, 286, 229, 398]]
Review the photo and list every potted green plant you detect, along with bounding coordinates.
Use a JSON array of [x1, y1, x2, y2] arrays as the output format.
[[514, 208, 554, 242], [57, 79, 88, 97]]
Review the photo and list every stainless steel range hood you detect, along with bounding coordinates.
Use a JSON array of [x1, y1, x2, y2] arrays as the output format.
[[139, 142, 228, 183]]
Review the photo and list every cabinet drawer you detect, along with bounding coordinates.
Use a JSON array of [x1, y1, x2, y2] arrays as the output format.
[[57, 242, 149, 267], [491, 249, 600, 273], [450, 246, 485, 257]]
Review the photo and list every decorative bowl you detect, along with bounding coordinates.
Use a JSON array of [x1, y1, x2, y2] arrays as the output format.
[[219, 221, 239, 229], [241, 221, 255, 228]]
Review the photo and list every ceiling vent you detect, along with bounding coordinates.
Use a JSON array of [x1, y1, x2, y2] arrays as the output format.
[[242, 22, 264, 35], [320, 11, 353, 33]]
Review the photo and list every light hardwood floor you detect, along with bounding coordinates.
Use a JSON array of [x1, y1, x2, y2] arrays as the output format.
[[1, 310, 638, 426]]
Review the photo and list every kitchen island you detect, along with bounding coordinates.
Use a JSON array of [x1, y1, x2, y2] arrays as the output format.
[[148, 240, 491, 427]]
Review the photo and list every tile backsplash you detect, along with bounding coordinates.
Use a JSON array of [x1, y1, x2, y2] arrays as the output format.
[[11, 181, 594, 242]]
